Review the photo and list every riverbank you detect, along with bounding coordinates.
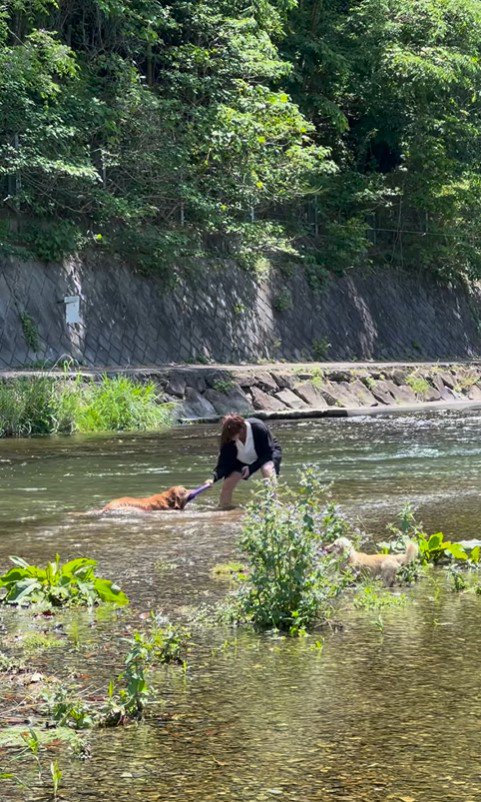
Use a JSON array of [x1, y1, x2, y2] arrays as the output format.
[[3, 360, 481, 424]]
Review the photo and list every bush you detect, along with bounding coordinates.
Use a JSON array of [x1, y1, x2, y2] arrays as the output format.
[[236, 470, 343, 634]]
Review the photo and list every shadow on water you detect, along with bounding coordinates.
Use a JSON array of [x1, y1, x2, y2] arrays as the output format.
[[1, 410, 481, 800]]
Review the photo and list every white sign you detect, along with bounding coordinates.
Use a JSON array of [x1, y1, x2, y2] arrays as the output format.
[[64, 295, 80, 325]]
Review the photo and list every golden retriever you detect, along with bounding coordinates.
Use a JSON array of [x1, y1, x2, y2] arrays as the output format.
[[328, 537, 418, 585], [102, 485, 190, 513]]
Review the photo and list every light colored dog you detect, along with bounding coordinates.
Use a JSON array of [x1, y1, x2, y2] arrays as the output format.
[[328, 537, 418, 585]]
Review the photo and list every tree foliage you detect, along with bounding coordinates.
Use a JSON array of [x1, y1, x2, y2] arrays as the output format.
[[1, 0, 481, 277]]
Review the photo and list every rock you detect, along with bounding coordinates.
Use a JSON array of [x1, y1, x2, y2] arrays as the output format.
[[203, 369, 235, 389], [389, 384, 417, 404], [235, 371, 257, 389], [438, 370, 456, 389], [424, 387, 442, 402], [204, 385, 252, 414], [254, 371, 278, 393], [272, 372, 295, 390], [326, 370, 352, 383], [439, 386, 459, 401], [165, 374, 186, 398], [430, 373, 446, 394], [320, 380, 359, 408], [294, 380, 328, 407], [171, 369, 207, 393], [250, 386, 287, 411], [340, 379, 377, 407], [467, 384, 481, 400], [275, 388, 310, 409], [368, 379, 396, 405], [392, 369, 409, 386], [181, 387, 217, 418]]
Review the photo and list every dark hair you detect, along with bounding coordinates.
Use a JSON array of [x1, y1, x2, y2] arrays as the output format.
[[220, 414, 246, 446]]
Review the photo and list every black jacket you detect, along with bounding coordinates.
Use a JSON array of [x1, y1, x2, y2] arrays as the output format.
[[213, 418, 281, 482]]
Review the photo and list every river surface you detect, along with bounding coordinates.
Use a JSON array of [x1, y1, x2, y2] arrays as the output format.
[[1, 410, 481, 801]]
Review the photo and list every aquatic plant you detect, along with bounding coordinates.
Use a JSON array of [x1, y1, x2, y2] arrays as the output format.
[[0, 729, 63, 800], [43, 688, 95, 730], [102, 617, 190, 725], [384, 504, 468, 565], [0, 555, 129, 608], [0, 375, 174, 437], [236, 470, 344, 634], [353, 580, 407, 612]]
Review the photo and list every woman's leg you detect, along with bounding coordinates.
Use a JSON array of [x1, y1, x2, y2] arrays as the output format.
[[219, 471, 243, 508]]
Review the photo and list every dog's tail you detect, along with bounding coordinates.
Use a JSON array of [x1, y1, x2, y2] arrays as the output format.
[[402, 541, 419, 564]]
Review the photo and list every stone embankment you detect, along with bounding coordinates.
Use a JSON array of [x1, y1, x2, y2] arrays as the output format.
[[4, 361, 481, 421], [150, 362, 481, 421]]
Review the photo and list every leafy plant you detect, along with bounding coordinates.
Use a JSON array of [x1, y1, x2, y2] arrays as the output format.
[[0, 555, 129, 608], [235, 470, 343, 634]]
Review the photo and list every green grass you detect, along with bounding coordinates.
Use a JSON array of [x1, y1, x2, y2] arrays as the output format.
[[406, 373, 431, 397], [0, 375, 174, 437]]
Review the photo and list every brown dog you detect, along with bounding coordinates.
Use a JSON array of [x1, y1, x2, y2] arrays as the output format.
[[328, 537, 418, 585], [102, 485, 190, 513]]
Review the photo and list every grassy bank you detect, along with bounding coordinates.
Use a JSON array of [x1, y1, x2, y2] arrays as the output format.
[[0, 375, 174, 437]]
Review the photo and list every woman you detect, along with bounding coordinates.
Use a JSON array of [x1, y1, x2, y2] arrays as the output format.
[[209, 414, 282, 508]]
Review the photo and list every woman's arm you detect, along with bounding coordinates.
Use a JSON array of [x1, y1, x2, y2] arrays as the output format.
[[212, 441, 239, 482]]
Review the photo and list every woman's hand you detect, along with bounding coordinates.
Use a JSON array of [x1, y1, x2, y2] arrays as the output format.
[[241, 466, 250, 480], [204, 479, 214, 487]]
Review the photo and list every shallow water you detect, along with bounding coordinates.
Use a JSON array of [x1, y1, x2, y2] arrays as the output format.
[[1, 410, 481, 801]]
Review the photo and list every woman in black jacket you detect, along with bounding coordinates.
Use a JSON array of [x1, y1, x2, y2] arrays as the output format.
[[209, 414, 282, 508]]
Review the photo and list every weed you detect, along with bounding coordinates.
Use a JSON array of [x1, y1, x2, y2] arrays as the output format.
[[19, 312, 39, 352], [447, 564, 468, 592], [311, 337, 331, 361], [353, 580, 406, 611], [273, 288, 292, 313], [212, 379, 235, 394], [406, 372, 431, 397], [211, 562, 247, 582]]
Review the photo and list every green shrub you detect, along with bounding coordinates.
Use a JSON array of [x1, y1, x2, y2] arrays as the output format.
[[236, 470, 343, 634], [24, 221, 84, 263], [0, 555, 129, 608]]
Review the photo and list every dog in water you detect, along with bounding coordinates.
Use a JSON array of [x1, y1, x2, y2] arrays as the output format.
[[328, 537, 418, 585], [102, 485, 190, 513]]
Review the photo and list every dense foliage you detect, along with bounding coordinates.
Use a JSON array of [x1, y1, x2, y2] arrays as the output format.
[[2, 0, 481, 277], [0, 374, 173, 436]]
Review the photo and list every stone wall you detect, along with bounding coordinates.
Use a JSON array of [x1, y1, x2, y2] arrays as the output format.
[[1, 252, 481, 368]]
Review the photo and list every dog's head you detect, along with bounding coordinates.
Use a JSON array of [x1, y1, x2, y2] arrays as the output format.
[[167, 486, 190, 510], [325, 537, 354, 556]]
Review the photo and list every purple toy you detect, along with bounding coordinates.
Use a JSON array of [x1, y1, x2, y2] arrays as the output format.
[[185, 481, 213, 504]]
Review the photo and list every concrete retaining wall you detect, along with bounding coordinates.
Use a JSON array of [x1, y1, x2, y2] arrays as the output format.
[[1, 252, 481, 367]]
